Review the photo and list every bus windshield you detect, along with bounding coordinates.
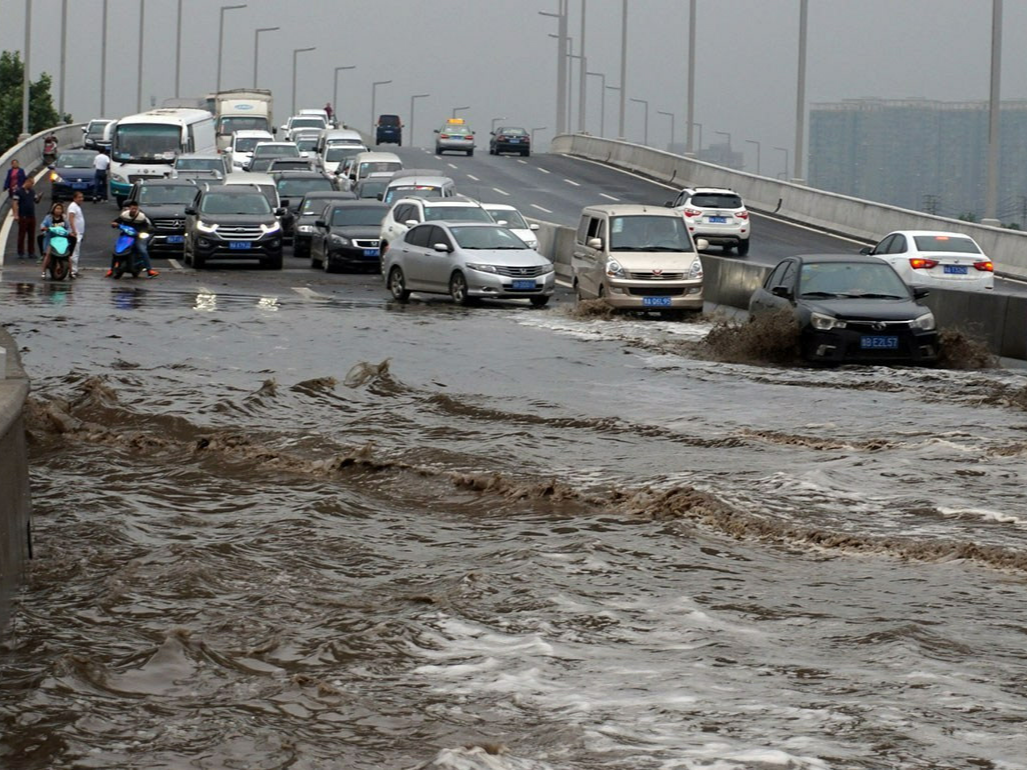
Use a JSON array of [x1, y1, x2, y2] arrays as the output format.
[[113, 124, 182, 163]]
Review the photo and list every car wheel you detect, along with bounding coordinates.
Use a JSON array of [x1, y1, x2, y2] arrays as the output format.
[[522, 150, 530, 157], [736, 239, 750, 256], [434, 146, 442, 155], [722, 244, 735, 255], [449, 271, 473, 305], [323, 254, 336, 274], [467, 149, 474, 157], [388, 266, 410, 302], [264, 252, 283, 270], [529, 295, 550, 308], [193, 250, 206, 269]]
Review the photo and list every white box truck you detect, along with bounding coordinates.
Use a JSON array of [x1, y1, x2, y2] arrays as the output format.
[[214, 89, 274, 152]]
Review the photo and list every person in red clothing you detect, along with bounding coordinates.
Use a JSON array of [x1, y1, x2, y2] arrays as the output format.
[[3, 159, 26, 199]]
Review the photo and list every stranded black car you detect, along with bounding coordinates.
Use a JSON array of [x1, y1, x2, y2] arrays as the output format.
[[292, 190, 358, 259], [183, 185, 285, 270], [748, 254, 939, 364], [127, 178, 199, 254], [310, 201, 389, 273]]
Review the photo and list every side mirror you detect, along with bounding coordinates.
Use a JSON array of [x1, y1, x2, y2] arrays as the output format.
[[184, 207, 197, 216], [587, 237, 603, 249], [913, 286, 930, 299], [376, 193, 383, 201], [47, 164, 55, 170], [315, 219, 326, 228], [490, 131, 496, 136], [274, 207, 287, 217], [433, 129, 440, 134], [404, 219, 419, 226], [433, 242, 450, 252], [858, 245, 873, 255], [529, 223, 540, 231], [280, 199, 291, 209], [771, 286, 792, 299], [81, 126, 87, 133], [664, 200, 674, 207], [497, 220, 509, 226], [272, 127, 278, 135], [695, 238, 709, 251]]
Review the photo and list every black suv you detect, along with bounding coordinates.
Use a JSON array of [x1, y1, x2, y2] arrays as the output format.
[[310, 201, 389, 273], [375, 114, 402, 145], [127, 179, 198, 254], [272, 171, 337, 242], [183, 185, 285, 269]]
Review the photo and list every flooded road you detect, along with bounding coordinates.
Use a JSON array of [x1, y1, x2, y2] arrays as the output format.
[[2, 277, 1027, 770]]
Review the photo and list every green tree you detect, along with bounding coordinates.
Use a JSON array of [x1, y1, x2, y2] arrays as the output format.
[[957, 212, 979, 223], [0, 51, 63, 153]]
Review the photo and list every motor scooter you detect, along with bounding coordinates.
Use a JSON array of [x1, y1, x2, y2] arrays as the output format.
[[110, 223, 150, 279], [45, 225, 73, 281], [42, 135, 58, 166]]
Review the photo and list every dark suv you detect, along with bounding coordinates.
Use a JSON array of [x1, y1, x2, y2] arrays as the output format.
[[375, 114, 402, 146], [128, 179, 199, 254], [272, 171, 337, 242], [183, 185, 285, 269]]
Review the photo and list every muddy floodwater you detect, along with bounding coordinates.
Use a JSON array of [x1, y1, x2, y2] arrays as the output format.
[[2, 280, 1027, 770]]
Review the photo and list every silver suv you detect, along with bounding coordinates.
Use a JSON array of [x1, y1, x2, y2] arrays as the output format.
[[666, 186, 750, 256], [379, 195, 494, 253]]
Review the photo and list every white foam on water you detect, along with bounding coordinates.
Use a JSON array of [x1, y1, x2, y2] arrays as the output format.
[[937, 506, 1027, 526]]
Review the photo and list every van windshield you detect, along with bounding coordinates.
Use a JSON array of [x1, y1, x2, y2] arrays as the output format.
[[325, 146, 363, 162], [113, 124, 181, 163], [609, 216, 694, 252], [218, 116, 270, 134], [233, 136, 266, 153]]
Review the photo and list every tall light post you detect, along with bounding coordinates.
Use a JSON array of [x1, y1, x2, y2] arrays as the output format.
[[333, 65, 356, 120], [745, 139, 761, 175], [658, 110, 675, 151], [491, 116, 508, 132], [531, 127, 548, 146], [618, 0, 627, 139], [254, 27, 280, 89], [568, 52, 586, 132], [691, 121, 703, 152], [410, 93, 429, 147], [452, 106, 470, 118], [983, 0, 1003, 225], [217, 4, 247, 92], [175, 0, 182, 98], [630, 97, 649, 145], [371, 80, 392, 136], [793, 0, 808, 182], [101, 0, 108, 115], [606, 84, 621, 140], [136, 0, 145, 113], [715, 130, 732, 167], [539, 0, 568, 135], [774, 146, 790, 179], [292, 47, 316, 116], [578, 0, 588, 133], [686, 0, 696, 155], [59, 0, 67, 119], [586, 72, 605, 137], [21, 0, 31, 138]]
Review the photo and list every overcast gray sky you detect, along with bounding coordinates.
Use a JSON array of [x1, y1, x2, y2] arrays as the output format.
[[4, 0, 1026, 172]]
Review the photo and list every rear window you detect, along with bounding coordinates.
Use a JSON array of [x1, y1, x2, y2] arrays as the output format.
[[384, 185, 442, 204], [137, 184, 197, 205], [424, 205, 493, 223], [912, 235, 981, 254], [689, 192, 743, 209], [378, 115, 401, 126], [359, 161, 401, 176]]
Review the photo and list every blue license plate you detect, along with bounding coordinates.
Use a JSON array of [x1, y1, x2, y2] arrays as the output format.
[[643, 296, 673, 307], [71, 182, 90, 189], [167, 235, 184, 244], [860, 335, 899, 350], [709, 216, 727, 223], [512, 279, 536, 290], [509, 139, 521, 143], [229, 241, 251, 250], [363, 248, 380, 257], [944, 265, 968, 275]]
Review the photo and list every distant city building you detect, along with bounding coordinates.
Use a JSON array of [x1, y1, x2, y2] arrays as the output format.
[[809, 98, 1027, 225]]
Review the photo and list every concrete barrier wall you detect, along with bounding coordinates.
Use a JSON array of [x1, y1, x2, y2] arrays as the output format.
[[552, 134, 1027, 283], [0, 329, 31, 635]]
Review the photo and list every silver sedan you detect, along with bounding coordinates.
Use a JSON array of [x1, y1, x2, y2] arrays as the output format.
[[383, 222, 555, 307]]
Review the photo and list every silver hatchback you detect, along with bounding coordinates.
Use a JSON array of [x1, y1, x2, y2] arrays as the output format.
[[384, 222, 555, 307]]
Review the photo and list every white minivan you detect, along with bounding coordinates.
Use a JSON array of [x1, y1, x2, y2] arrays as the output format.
[[343, 151, 402, 191], [229, 129, 274, 172]]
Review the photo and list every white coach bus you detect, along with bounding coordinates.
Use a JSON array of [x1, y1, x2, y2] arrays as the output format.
[[108, 108, 217, 205]]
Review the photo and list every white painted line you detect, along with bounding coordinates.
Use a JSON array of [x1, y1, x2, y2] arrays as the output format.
[[600, 193, 620, 201], [530, 204, 553, 214], [447, 163, 459, 170], [492, 187, 510, 197], [517, 159, 528, 165], [537, 167, 551, 174], [466, 174, 480, 181], [564, 178, 580, 187], [168, 258, 183, 270]]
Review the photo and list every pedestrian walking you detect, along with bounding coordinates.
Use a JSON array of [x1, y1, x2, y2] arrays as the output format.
[[67, 191, 86, 278], [93, 149, 110, 202], [12, 177, 42, 260], [3, 159, 26, 199]]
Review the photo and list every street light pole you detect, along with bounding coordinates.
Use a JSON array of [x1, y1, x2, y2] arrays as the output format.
[[292, 47, 316, 117], [531, 127, 548, 146], [586, 72, 605, 137], [774, 146, 789, 179], [686, 0, 696, 154], [101, 0, 108, 115], [175, 0, 182, 98], [538, 1, 568, 135], [333, 65, 356, 121], [217, 4, 247, 93], [410, 93, 429, 148], [21, 0, 31, 138], [658, 110, 675, 151], [983, 0, 1003, 225], [691, 122, 703, 152], [630, 97, 648, 145], [371, 80, 392, 136], [59, 0, 67, 119], [254, 28, 280, 89], [578, 0, 587, 133], [793, 0, 808, 182], [568, 51, 587, 132], [745, 139, 761, 175], [136, 0, 145, 113], [491, 116, 508, 132], [715, 130, 732, 166], [618, 0, 627, 139], [452, 106, 470, 118]]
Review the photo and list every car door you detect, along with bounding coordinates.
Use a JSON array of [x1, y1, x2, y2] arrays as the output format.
[[755, 259, 798, 314], [420, 226, 458, 293], [573, 215, 605, 298], [750, 261, 788, 314], [311, 203, 331, 264], [384, 203, 414, 245], [401, 224, 436, 290]]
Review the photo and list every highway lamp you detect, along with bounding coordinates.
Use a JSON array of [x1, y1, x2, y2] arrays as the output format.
[[217, 4, 247, 93], [254, 27, 280, 89], [452, 106, 470, 119], [984, 0, 1003, 225], [175, 0, 182, 98], [618, 0, 627, 139], [605, 83, 622, 140], [136, 0, 146, 113], [539, 1, 569, 135], [491, 116, 508, 132], [410, 93, 429, 148], [578, 0, 588, 133], [691, 121, 703, 152], [59, 0, 67, 119], [567, 52, 586, 131], [550, 33, 577, 130], [657, 110, 675, 151], [371, 80, 392, 136], [20, 0, 31, 138], [333, 65, 356, 122], [685, 0, 697, 154], [793, 0, 808, 182], [586, 72, 605, 137], [531, 127, 548, 148], [630, 97, 649, 146], [774, 146, 789, 179], [292, 47, 316, 117], [745, 139, 761, 175], [101, 0, 108, 115], [715, 130, 731, 149]]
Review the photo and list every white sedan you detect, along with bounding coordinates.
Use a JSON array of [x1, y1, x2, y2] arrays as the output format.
[[860, 230, 994, 292], [482, 203, 541, 250]]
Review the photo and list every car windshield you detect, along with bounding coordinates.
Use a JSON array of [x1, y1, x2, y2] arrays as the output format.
[[325, 146, 362, 162], [690, 192, 743, 209], [384, 186, 442, 204], [300, 197, 334, 215], [270, 160, 311, 170], [296, 139, 318, 153], [609, 216, 694, 251], [330, 207, 385, 227], [57, 152, 96, 169], [357, 180, 389, 198], [137, 185, 196, 205], [200, 193, 271, 216], [233, 137, 266, 153], [912, 235, 981, 254], [88, 121, 111, 133], [798, 262, 911, 298], [176, 158, 221, 170], [378, 116, 400, 126], [451, 226, 527, 250], [254, 144, 300, 158], [423, 206, 493, 223], [277, 178, 334, 197], [359, 161, 401, 176], [113, 124, 181, 163], [486, 208, 528, 229], [218, 116, 269, 134]]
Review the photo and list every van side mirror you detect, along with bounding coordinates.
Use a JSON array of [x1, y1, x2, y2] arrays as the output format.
[[184, 207, 197, 216], [587, 237, 602, 249], [664, 200, 675, 207], [695, 238, 709, 251], [529, 223, 540, 231], [315, 219, 326, 228], [275, 207, 287, 217], [913, 287, 930, 299], [771, 286, 793, 299], [404, 219, 419, 226]]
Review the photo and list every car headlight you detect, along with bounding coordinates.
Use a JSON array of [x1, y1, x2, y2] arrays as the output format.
[[810, 311, 846, 331], [689, 257, 703, 279], [330, 234, 350, 245], [525, 239, 538, 249], [910, 311, 936, 331], [49, 172, 63, 183], [196, 220, 218, 233], [605, 259, 626, 278], [538, 262, 555, 275], [466, 262, 498, 273], [297, 225, 316, 234], [261, 222, 281, 235]]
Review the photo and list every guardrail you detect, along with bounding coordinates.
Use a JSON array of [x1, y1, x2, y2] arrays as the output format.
[[551, 133, 1027, 283]]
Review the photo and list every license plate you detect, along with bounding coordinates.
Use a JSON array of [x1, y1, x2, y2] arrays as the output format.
[[643, 296, 673, 307], [860, 335, 899, 350], [944, 265, 968, 275], [509, 139, 521, 143], [71, 182, 89, 189], [167, 235, 184, 244], [708, 216, 727, 223], [229, 241, 251, 250], [512, 280, 536, 290], [363, 248, 380, 257]]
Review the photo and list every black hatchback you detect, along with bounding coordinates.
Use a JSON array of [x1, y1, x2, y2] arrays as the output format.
[[748, 254, 940, 364]]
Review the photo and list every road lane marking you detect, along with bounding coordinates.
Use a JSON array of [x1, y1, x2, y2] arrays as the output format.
[[447, 163, 459, 170], [530, 204, 553, 214], [467, 174, 480, 181], [600, 193, 620, 201], [564, 178, 580, 186], [492, 187, 510, 196], [168, 258, 183, 269], [538, 167, 550, 174], [517, 159, 528, 165]]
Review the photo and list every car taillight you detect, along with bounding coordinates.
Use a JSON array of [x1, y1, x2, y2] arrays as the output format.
[[683, 207, 702, 218], [440, 133, 450, 139], [497, 135, 507, 141], [467, 135, 475, 140], [736, 210, 749, 219], [974, 260, 994, 272], [909, 258, 939, 269]]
